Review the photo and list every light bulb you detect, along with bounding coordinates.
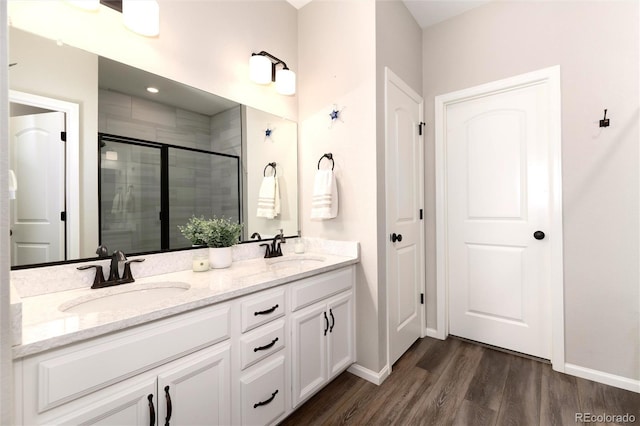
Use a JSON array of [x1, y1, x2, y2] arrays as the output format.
[[276, 68, 296, 95], [250, 54, 272, 85]]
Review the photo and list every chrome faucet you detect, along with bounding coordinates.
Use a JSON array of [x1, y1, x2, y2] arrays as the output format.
[[78, 249, 145, 289]]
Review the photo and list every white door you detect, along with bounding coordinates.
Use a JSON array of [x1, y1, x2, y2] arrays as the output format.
[[386, 68, 425, 366], [9, 111, 66, 266], [444, 79, 557, 359], [157, 344, 231, 426]]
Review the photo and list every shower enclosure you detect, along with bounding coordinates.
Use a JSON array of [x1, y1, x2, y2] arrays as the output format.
[[99, 134, 240, 254]]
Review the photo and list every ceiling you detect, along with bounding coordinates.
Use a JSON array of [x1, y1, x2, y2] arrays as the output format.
[[402, 0, 490, 29], [285, 0, 489, 29]]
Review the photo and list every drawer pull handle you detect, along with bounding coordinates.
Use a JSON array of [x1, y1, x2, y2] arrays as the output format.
[[148, 394, 156, 426], [254, 389, 279, 409], [164, 386, 172, 426], [254, 337, 279, 352], [254, 304, 279, 316], [324, 311, 329, 336], [329, 309, 335, 333]]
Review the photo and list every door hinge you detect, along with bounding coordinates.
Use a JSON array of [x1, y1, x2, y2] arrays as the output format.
[[419, 209, 423, 220], [60, 131, 67, 142], [60, 211, 66, 221], [420, 293, 424, 305], [418, 122, 426, 136]]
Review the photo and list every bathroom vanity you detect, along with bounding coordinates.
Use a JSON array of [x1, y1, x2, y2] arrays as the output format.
[[11, 240, 358, 425]]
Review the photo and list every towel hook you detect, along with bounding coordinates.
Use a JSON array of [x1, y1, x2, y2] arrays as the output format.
[[317, 153, 334, 170], [599, 109, 610, 128], [263, 162, 277, 177]]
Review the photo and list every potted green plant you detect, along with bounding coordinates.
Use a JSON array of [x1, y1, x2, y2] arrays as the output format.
[[178, 216, 209, 247], [204, 216, 243, 268]]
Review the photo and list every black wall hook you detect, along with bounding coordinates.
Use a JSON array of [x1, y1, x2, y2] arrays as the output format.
[[599, 109, 610, 128]]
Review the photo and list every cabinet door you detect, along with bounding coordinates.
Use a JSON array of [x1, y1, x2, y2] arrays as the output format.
[[291, 303, 328, 408], [53, 377, 156, 426], [157, 343, 231, 426], [327, 291, 355, 380]]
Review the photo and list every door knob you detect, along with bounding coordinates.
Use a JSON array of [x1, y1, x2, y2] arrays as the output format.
[[533, 231, 545, 240], [391, 233, 403, 243]]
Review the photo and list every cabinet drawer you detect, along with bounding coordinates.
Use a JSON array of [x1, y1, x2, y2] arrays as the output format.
[[290, 266, 354, 312], [241, 288, 285, 332], [240, 320, 285, 370], [33, 304, 230, 412], [240, 355, 286, 426]]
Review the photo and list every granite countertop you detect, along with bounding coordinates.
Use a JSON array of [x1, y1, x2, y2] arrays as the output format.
[[14, 251, 358, 359]]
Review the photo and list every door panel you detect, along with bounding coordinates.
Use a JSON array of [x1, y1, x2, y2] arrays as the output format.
[[447, 83, 551, 359], [10, 112, 65, 266], [386, 70, 424, 366], [157, 344, 231, 426], [327, 292, 354, 379], [291, 303, 327, 407]]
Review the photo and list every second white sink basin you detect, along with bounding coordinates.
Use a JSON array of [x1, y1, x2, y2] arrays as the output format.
[[60, 282, 191, 315], [267, 255, 326, 269]]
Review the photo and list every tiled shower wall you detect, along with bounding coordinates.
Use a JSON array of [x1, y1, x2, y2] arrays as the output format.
[[98, 89, 241, 250]]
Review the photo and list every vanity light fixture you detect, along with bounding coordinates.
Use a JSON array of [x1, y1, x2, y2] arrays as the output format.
[[250, 51, 296, 96], [68, 0, 160, 37]]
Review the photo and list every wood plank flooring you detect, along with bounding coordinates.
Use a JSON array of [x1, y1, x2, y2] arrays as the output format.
[[279, 337, 640, 426]]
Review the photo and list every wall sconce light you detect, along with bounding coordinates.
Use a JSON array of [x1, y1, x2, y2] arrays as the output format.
[[66, 0, 160, 37], [250, 51, 296, 96]]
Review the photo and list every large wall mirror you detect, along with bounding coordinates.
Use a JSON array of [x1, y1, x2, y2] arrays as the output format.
[[8, 27, 298, 268]]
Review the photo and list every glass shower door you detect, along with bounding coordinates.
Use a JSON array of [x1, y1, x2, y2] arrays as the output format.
[[99, 138, 162, 253]]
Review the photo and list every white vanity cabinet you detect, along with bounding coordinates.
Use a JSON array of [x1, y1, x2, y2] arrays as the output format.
[[290, 267, 355, 408], [14, 305, 232, 425], [14, 263, 357, 426], [50, 343, 231, 426]]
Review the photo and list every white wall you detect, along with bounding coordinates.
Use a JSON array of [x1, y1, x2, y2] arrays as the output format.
[[298, 1, 380, 371], [422, 0, 639, 381]]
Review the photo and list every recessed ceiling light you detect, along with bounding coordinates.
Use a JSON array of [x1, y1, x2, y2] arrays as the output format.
[[146, 87, 159, 94]]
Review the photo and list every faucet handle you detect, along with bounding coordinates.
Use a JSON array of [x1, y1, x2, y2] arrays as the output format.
[[260, 243, 271, 258], [122, 259, 145, 283], [77, 265, 105, 289]]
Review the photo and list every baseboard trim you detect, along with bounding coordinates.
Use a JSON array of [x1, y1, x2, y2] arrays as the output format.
[[347, 363, 389, 386], [425, 327, 444, 339], [564, 363, 640, 393]]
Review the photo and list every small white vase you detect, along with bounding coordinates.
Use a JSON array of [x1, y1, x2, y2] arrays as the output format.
[[209, 246, 232, 269]]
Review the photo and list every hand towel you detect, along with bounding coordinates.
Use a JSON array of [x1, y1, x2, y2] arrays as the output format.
[[311, 169, 338, 220], [257, 176, 280, 219]]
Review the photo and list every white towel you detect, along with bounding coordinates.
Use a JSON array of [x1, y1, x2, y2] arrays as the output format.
[[257, 176, 280, 219], [311, 169, 338, 220]]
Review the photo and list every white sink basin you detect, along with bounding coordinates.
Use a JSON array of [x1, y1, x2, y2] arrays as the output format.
[[267, 255, 326, 269], [60, 282, 191, 315]]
